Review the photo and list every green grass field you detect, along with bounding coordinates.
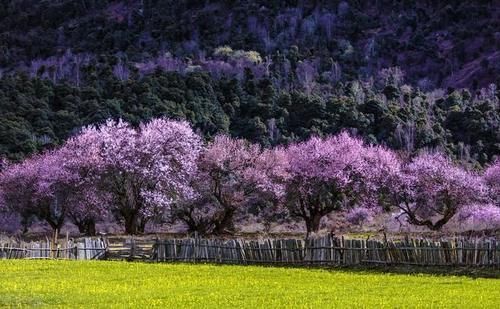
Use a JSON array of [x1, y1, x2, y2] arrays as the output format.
[[0, 260, 498, 308]]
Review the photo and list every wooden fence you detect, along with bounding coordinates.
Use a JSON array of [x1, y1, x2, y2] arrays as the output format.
[[106, 236, 155, 260], [2, 235, 499, 267], [0, 237, 107, 260], [152, 235, 500, 267]]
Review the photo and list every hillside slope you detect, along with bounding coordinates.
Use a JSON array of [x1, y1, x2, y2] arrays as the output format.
[[0, 0, 498, 165], [0, 0, 499, 89]]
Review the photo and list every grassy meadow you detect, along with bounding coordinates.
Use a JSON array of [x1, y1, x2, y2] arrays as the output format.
[[0, 260, 498, 308]]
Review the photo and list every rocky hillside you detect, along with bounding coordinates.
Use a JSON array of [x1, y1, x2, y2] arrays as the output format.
[[0, 0, 499, 89]]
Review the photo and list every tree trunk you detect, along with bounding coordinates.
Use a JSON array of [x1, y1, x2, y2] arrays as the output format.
[[305, 213, 323, 236], [138, 217, 147, 234], [21, 214, 32, 235], [184, 219, 210, 236], [76, 219, 97, 236], [123, 213, 148, 235], [213, 209, 235, 235], [47, 219, 63, 243], [176, 207, 213, 236], [77, 222, 85, 234], [86, 220, 97, 236], [404, 207, 456, 231], [124, 213, 139, 235]]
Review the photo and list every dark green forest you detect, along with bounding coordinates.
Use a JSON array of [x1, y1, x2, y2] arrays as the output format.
[[0, 0, 498, 165], [2, 71, 498, 166]]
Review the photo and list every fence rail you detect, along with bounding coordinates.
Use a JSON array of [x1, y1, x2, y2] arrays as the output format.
[[152, 235, 500, 267]]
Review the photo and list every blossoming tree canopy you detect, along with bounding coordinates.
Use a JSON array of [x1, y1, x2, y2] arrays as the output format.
[[484, 160, 500, 203], [58, 126, 109, 235], [457, 203, 500, 230], [1, 115, 497, 237], [389, 153, 486, 230], [360, 143, 403, 208], [282, 132, 389, 234], [173, 135, 287, 235], [0, 157, 40, 223], [0, 150, 78, 237], [138, 118, 202, 206], [61, 118, 202, 234]]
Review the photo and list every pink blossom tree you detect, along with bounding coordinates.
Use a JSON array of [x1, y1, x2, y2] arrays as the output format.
[[66, 188, 110, 236], [456, 203, 500, 231], [58, 132, 109, 236], [484, 160, 500, 203], [281, 133, 398, 235], [0, 150, 78, 238], [0, 117, 202, 236], [345, 207, 375, 227], [385, 153, 486, 230], [0, 161, 37, 234], [173, 135, 286, 235], [72, 118, 202, 234]]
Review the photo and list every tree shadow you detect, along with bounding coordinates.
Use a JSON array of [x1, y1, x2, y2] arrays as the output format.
[[316, 264, 500, 279], [169, 261, 500, 279]]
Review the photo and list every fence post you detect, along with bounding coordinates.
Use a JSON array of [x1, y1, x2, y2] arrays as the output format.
[[154, 237, 158, 262], [383, 232, 390, 265], [194, 232, 198, 263], [129, 235, 135, 260]]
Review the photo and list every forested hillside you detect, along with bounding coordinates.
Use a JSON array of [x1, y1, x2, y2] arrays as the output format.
[[0, 0, 498, 165]]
